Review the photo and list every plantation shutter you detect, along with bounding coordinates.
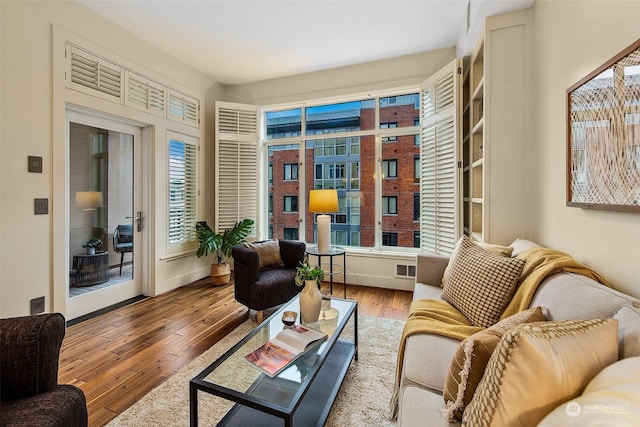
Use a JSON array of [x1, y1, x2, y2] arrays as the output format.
[[215, 102, 258, 237], [126, 72, 166, 117], [420, 59, 462, 255], [168, 90, 199, 127], [66, 44, 122, 101], [168, 134, 199, 246]]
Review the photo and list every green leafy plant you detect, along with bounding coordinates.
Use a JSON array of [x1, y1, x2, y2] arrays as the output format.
[[295, 257, 324, 287], [82, 237, 103, 248], [195, 219, 254, 265]]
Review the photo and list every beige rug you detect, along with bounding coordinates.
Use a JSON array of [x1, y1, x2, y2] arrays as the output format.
[[107, 315, 403, 426]]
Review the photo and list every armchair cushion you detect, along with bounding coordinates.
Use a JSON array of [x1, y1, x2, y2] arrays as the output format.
[[244, 240, 284, 269]]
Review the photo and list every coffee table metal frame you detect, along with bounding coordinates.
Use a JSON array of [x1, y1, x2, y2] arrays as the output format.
[[189, 295, 358, 427]]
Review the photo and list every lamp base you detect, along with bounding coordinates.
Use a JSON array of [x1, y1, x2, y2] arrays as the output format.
[[317, 214, 331, 252]]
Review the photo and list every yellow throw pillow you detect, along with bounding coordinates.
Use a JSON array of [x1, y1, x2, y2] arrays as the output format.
[[244, 240, 284, 269], [462, 318, 619, 427], [442, 307, 546, 421]]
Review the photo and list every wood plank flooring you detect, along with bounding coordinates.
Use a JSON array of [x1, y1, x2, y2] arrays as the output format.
[[59, 277, 413, 427]]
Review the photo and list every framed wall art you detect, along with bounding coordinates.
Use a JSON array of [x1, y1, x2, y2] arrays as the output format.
[[567, 39, 640, 212]]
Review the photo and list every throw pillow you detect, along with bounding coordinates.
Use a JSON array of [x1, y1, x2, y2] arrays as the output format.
[[441, 237, 514, 287], [441, 236, 525, 327], [244, 240, 284, 269], [462, 318, 619, 427], [509, 238, 540, 257], [614, 305, 640, 358], [442, 307, 546, 421], [538, 356, 640, 426]]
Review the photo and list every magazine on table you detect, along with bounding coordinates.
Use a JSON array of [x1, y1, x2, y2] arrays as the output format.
[[244, 325, 328, 377]]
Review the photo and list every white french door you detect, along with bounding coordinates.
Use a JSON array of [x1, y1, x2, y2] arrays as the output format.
[[66, 110, 144, 320]]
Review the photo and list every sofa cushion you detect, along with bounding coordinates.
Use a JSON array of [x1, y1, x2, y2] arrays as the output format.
[[509, 238, 540, 257], [244, 240, 284, 269], [614, 305, 640, 358], [463, 318, 618, 427], [399, 385, 459, 427], [538, 356, 640, 426], [402, 333, 460, 394], [441, 238, 514, 287], [413, 282, 444, 300], [442, 307, 545, 421], [531, 272, 636, 320], [441, 236, 525, 327]]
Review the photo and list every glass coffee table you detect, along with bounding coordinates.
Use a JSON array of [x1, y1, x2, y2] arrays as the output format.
[[190, 295, 358, 427]]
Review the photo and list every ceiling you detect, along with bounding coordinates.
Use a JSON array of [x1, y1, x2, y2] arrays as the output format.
[[78, 0, 534, 86]]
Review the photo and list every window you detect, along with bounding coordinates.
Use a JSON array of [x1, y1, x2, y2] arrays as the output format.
[[414, 193, 420, 221], [382, 232, 398, 246], [268, 163, 273, 184], [414, 231, 420, 248], [284, 163, 298, 180], [414, 157, 420, 182], [168, 135, 198, 245], [382, 196, 397, 215], [283, 227, 298, 240], [382, 159, 398, 178], [265, 91, 424, 251], [284, 196, 298, 212]]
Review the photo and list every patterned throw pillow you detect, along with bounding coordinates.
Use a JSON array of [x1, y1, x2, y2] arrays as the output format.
[[442, 307, 546, 421], [441, 238, 514, 287], [244, 240, 284, 269], [462, 318, 619, 427], [441, 236, 525, 327]]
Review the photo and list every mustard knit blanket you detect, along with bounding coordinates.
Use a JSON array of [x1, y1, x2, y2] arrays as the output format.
[[388, 246, 610, 420]]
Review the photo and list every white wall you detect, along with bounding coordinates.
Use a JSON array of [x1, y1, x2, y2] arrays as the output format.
[[530, 0, 640, 298], [0, 1, 217, 318]]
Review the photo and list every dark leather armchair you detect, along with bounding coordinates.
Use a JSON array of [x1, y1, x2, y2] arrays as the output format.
[[0, 313, 88, 427], [113, 224, 133, 275], [232, 240, 306, 322]]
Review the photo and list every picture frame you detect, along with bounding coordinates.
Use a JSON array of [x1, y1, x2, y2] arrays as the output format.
[[566, 39, 640, 212]]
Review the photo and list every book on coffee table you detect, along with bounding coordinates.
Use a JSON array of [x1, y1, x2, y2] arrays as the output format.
[[244, 325, 327, 377]]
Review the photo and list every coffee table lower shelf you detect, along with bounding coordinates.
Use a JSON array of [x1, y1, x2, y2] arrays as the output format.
[[217, 340, 356, 427]]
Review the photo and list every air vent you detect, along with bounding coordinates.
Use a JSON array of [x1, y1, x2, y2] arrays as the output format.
[[395, 264, 416, 279]]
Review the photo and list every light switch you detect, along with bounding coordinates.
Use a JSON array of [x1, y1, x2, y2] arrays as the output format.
[[35, 198, 48, 215]]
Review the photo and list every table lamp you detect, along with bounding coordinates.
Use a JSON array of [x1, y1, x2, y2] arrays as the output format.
[[309, 189, 339, 252], [75, 191, 103, 211]]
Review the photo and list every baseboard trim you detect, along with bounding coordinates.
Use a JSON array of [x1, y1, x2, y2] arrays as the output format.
[[66, 295, 147, 326]]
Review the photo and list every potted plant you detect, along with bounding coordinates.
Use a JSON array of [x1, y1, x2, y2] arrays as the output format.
[[295, 257, 324, 323], [82, 237, 103, 255], [196, 219, 254, 286]]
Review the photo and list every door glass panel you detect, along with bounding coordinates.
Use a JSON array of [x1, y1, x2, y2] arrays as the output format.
[[69, 122, 134, 296]]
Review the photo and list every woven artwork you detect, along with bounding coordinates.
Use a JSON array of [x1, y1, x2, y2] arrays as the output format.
[[567, 39, 640, 212]]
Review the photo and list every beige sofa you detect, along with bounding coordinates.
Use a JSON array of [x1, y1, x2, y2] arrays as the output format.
[[397, 239, 640, 427]]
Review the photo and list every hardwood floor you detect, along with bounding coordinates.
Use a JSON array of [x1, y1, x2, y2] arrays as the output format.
[[59, 277, 413, 426]]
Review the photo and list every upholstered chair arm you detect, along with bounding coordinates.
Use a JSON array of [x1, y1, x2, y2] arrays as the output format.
[[415, 254, 450, 288], [0, 313, 65, 401], [279, 240, 306, 268]]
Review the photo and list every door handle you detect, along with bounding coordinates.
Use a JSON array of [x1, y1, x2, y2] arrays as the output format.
[[135, 211, 143, 232]]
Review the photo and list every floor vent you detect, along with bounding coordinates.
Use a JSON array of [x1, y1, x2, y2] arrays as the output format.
[[395, 264, 416, 279]]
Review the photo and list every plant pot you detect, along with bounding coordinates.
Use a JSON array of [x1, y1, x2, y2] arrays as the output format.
[[300, 279, 322, 323], [86, 247, 96, 255], [209, 263, 231, 286]]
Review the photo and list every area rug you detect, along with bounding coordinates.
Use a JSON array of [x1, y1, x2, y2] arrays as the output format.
[[107, 315, 403, 426]]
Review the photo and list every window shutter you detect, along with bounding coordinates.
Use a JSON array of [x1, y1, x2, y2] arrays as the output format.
[[126, 72, 166, 117], [420, 59, 462, 255], [66, 45, 122, 101], [169, 136, 198, 245], [215, 102, 258, 236], [168, 90, 199, 127]]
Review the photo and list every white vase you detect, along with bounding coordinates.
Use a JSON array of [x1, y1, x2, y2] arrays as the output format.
[[86, 247, 95, 255], [300, 279, 322, 323]]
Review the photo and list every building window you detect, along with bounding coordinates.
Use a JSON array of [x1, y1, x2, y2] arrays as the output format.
[[269, 195, 273, 217], [284, 163, 298, 180], [382, 232, 398, 246], [414, 156, 420, 182], [382, 196, 398, 215], [268, 163, 273, 184], [168, 136, 197, 245], [382, 159, 398, 178], [414, 193, 420, 221], [284, 196, 298, 212], [283, 227, 298, 240], [414, 231, 420, 248]]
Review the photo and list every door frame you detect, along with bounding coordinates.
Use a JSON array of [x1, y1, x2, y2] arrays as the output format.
[[53, 106, 152, 319]]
